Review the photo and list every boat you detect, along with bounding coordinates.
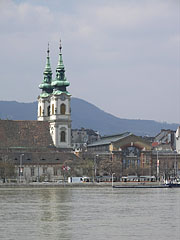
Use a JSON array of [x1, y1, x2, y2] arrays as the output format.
[[166, 182, 180, 188]]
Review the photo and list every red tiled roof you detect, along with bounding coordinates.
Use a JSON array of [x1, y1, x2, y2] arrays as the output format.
[[0, 120, 54, 148]]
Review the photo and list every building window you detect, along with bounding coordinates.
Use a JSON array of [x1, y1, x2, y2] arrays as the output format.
[[60, 104, 66, 115], [43, 167, 47, 174], [61, 131, 66, 142], [47, 106, 50, 116], [52, 104, 54, 115], [31, 167, 35, 176], [39, 106, 42, 116], [54, 167, 58, 176]]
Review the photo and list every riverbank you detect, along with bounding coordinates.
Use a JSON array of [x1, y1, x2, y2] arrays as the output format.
[[0, 181, 163, 188]]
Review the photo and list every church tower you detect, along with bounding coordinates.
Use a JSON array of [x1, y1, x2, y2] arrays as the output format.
[[38, 41, 71, 149], [38, 43, 52, 121], [50, 41, 71, 148]]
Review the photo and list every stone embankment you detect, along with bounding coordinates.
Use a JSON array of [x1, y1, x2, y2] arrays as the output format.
[[0, 181, 161, 188]]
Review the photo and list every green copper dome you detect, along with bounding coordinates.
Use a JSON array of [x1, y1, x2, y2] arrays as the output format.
[[39, 43, 53, 97], [51, 41, 70, 95]]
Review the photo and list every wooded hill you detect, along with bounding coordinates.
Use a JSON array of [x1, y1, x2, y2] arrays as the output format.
[[0, 98, 178, 137]]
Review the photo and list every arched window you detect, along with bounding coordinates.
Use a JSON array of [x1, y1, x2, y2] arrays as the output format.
[[47, 106, 50, 116], [52, 104, 54, 115], [60, 104, 66, 115], [39, 106, 42, 116], [61, 131, 66, 142]]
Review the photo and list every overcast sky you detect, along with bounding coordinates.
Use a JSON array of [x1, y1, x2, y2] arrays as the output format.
[[0, 0, 179, 123]]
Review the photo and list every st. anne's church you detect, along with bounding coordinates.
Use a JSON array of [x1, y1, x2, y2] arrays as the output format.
[[0, 42, 80, 183], [38, 41, 71, 149]]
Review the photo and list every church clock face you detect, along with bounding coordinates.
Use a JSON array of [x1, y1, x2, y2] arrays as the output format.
[[60, 94, 66, 101]]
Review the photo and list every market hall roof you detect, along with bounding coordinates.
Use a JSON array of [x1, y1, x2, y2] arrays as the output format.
[[88, 132, 132, 147], [87, 132, 152, 150], [0, 120, 54, 148]]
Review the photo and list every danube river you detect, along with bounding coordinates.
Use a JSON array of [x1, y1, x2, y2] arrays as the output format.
[[0, 186, 180, 240]]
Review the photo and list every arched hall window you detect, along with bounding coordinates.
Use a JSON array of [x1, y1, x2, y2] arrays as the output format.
[[60, 104, 66, 115], [61, 131, 66, 142], [52, 104, 54, 115], [47, 106, 50, 116]]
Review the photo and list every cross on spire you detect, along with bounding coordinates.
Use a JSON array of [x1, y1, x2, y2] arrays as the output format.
[[59, 39, 62, 53], [47, 42, 50, 57]]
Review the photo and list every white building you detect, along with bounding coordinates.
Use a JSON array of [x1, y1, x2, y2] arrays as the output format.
[[176, 126, 180, 153], [38, 42, 71, 149]]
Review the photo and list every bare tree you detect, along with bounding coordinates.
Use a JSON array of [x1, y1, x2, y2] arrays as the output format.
[[0, 156, 16, 182]]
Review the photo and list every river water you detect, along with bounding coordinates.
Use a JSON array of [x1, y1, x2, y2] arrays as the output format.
[[0, 187, 180, 240]]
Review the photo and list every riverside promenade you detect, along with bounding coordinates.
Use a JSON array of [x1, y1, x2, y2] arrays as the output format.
[[0, 181, 163, 188]]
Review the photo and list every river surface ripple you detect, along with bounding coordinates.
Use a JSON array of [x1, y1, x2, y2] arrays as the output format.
[[0, 187, 180, 240]]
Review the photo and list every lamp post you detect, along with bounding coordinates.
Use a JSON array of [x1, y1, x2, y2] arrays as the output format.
[[94, 154, 98, 182], [19, 154, 24, 183], [112, 173, 115, 187], [174, 152, 177, 178], [157, 150, 160, 182]]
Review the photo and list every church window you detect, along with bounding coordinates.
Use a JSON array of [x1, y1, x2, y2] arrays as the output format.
[[47, 106, 50, 116], [39, 106, 42, 116], [52, 104, 54, 115], [60, 104, 66, 115], [61, 131, 66, 142], [60, 72, 64, 79]]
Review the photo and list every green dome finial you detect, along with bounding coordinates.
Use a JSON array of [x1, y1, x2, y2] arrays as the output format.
[[59, 39, 62, 53], [51, 41, 70, 95], [44, 42, 51, 71], [39, 43, 53, 97], [57, 39, 64, 69], [48, 42, 50, 55]]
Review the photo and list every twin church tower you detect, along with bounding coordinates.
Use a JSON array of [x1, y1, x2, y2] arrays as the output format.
[[38, 41, 71, 149]]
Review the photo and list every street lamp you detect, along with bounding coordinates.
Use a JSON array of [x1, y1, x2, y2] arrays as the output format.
[[157, 150, 159, 182], [19, 154, 24, 183], [94, 154, 98, 182], [112, 173, 115, 187]]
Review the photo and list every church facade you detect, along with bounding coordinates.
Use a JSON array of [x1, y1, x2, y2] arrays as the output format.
[[38, 42, 71, 149]]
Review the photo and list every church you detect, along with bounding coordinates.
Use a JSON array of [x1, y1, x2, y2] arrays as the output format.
[[38, 41, 71, 149], [0, 42, 81, 183]]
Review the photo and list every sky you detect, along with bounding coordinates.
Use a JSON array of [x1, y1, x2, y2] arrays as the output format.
[[0, 0, 180, 123]]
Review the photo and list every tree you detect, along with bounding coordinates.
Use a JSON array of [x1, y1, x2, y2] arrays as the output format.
[[0, 156, 16, 182]]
